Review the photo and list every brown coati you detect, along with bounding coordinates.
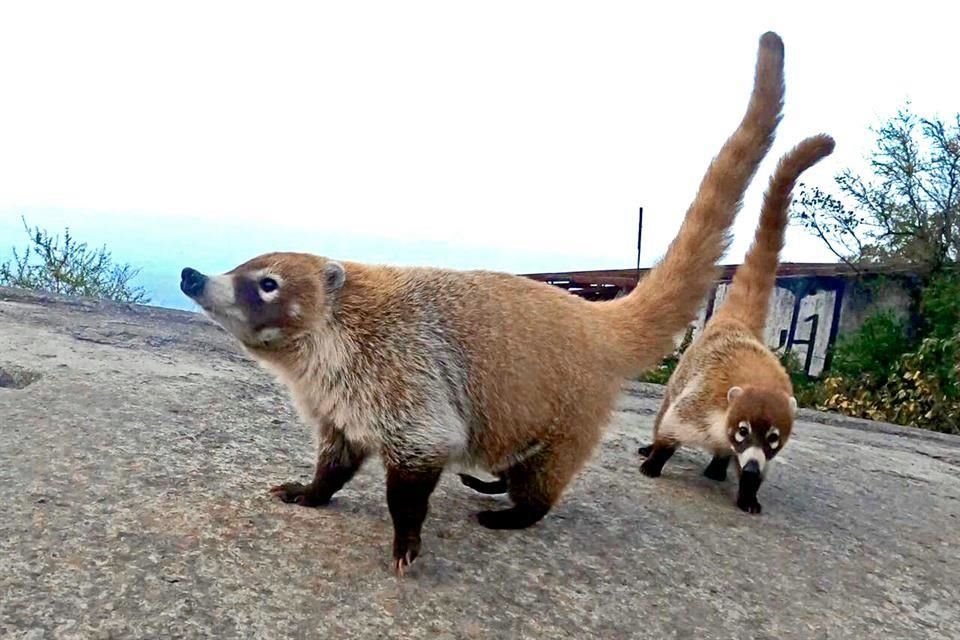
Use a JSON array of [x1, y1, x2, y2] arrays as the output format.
[[179, 31, 787, 575], [637, 133, 835, 514]]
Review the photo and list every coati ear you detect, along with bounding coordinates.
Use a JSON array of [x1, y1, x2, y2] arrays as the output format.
[[324, 261, 346, 293], [788, 395, 798, 416], [727, 386, 744, 404]]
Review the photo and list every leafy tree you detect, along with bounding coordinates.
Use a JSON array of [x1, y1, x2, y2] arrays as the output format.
[[0, 216, 149, 304], [793, 104, 960, 275]]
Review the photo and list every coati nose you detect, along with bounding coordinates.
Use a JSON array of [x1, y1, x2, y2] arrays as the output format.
[[742, 459, 761, 475], [180, 267, 208, 298]]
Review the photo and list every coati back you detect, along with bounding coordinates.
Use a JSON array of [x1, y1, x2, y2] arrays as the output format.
[[180, 32, 788, 574], [637, 133, 835, 514]]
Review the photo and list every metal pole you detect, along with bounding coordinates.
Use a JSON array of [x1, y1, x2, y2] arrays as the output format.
[[636, 206, 643, 276]]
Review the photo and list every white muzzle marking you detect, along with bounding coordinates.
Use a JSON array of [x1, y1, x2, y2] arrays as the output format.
[[738, 445, 767, 473]]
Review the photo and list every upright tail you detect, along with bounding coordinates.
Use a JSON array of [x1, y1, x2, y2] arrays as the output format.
[[602, 31, 786, 375], [712, 134, 835, 337]]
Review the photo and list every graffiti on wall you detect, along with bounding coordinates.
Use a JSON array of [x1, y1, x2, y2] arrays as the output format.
[[690, 277, 846, 377]]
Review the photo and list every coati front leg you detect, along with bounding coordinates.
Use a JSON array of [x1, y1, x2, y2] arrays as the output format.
[[736, 466, 763, 514], [640, 394, 704, 478], [270, 425, 367, 507], [385, 464, 442, 576], [703, 454, 731, 482], [637, 391, 671, 459]]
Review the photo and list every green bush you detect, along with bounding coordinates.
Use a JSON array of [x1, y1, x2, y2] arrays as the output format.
[[817, 334, 960, 434], [0, 217, 149, 304], [812, 273, 960, 433], [828, 310, 911, 382], [777, 349, 819, 408]]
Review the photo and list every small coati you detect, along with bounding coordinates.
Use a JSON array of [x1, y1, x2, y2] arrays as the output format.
[[636, 133, 835, 514], [180, 31, 787, 574]]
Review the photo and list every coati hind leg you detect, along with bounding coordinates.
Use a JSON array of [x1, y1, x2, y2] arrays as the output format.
[[639, 393, 677, 478], [270, 424, 367, 507], [639, 440, 677, 478], [475, 450, 555, 530], [458, 472, 508, 495], [476, 435, 595, 530], [638, 391, 671, 458]]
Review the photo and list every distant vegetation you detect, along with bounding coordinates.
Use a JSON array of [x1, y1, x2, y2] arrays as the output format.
[[0, 216, 149, 304], [811, 272, 960, 433], [796, 104, 960, 434], [640, 104, 960, 434]]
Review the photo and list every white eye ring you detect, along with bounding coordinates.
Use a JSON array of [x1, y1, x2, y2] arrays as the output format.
[[767, 427, 781, 449], [735, 421, 750, 443]]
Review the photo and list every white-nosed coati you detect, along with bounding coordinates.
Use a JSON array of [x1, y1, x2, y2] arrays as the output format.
[[180, 32, 787, 574], [637, 133, 835, 514]]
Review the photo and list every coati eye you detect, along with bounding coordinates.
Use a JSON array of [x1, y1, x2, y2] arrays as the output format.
[[767, 428, 781, 449], [735, 421, 750, 443], [259, 277, 279, 293]]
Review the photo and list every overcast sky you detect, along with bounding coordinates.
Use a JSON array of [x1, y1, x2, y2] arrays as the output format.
[[1, 1, 958, 307]]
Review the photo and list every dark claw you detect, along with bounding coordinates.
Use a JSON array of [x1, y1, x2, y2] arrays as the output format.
[[392, 537, 420, 576]]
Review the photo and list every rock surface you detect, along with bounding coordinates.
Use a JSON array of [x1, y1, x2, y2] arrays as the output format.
[[1, 286, 958, 639]]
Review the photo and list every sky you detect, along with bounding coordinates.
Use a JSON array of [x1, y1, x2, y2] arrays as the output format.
[[1, 1, 958, 309]]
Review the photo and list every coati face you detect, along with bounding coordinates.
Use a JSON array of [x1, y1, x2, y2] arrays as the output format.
[[725, 385, 797, 476], [179, 252, 346, 352]]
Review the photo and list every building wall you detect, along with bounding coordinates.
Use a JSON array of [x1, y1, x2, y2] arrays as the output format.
[[684, 274, 913, 378]]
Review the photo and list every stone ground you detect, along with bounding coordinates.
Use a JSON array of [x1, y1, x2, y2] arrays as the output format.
[[1, 286, 959, 639]]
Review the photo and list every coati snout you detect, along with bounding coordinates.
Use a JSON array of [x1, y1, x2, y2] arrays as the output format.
[[180, 267, 207, 298]]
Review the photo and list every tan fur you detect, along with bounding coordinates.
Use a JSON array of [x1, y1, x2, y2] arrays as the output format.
[[639, 134, 835, 511], [712, 134, 837, 337], [182, 32, 788, 569], [602, 32, 785, 374]]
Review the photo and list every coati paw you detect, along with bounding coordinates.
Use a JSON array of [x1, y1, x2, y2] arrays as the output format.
[[737, 498, 763, 515], [703, 466, 727, 482], [392, 536, 421, 577], [269, 482, 328, 507], [639, 459, 662, 478], [476, 510, 508, 529], [475, 506, 548, 530]]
